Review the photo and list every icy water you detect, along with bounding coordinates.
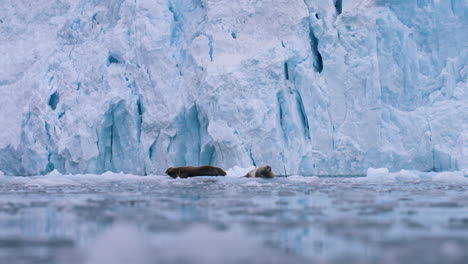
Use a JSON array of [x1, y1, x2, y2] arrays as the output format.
[[0, 172, 468, 264]]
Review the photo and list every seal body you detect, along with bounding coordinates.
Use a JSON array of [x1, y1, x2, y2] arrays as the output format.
[[244, 166, 274, 178], [165, 165, 227, 178]]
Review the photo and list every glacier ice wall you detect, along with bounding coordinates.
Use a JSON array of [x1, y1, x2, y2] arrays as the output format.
[[0, 0, 466, 176]]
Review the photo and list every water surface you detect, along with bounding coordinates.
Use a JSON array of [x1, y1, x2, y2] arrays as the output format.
[[0, 173, 467, 264]]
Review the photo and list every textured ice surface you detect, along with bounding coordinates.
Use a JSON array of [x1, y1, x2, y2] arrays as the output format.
[[0, 171, 468, 264], [0, 0, 467, 176]]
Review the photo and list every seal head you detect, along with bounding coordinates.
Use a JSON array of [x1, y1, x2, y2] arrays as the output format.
[[245, 166, 274, 178]]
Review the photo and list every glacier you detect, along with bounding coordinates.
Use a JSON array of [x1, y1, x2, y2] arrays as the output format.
[[0, 0, 466, 176]]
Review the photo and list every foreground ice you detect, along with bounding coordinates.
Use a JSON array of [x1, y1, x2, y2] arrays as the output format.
[[0, 170, 467, 264]]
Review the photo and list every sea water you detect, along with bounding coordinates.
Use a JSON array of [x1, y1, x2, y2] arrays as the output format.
[[0, 170, 467, 264]]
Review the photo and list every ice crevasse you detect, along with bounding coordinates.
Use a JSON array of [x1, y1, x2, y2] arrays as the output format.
[[0, 0, 466, 176]]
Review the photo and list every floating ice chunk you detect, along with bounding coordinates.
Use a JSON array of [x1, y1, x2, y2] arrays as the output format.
[[393, 169, 420, 181], [25, 176, 78, 187], [364, 168, 420, 182], [365, 168, 468, 183], [24, 182, 43, 189], [240, 181, 273, 187], [360, 168, 396, 182], [367, 168, 390, 178], [287, 175, 320, 183], [46, 169, 63, 177], [73, 172, 161, 183], [225, 166, 255, 177], [432, 171, 468, 183]]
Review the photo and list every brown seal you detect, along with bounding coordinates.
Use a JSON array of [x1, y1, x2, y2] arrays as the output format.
[[165, 165, 227, 178], [244, 166, 274, 178]]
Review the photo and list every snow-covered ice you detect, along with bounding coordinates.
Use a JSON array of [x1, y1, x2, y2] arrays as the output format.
[[0, 171, 468, 264], [0, 0, 466, 176]]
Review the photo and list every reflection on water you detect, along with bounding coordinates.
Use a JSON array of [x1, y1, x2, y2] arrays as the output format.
[[0, 174, 468, 264]]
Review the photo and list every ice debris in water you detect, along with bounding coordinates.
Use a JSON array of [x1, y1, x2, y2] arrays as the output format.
[[432, 171, 468, 183], [225, 166, 255, 177], [286, 175, 320, 183], [365, 168, 467, 182]]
